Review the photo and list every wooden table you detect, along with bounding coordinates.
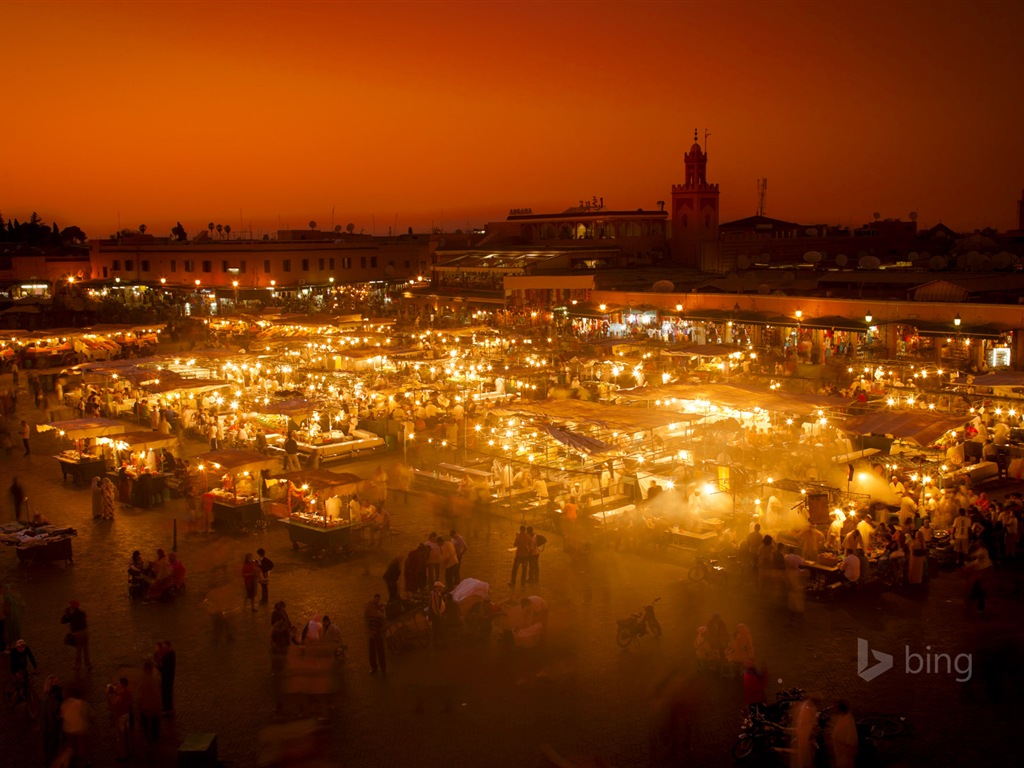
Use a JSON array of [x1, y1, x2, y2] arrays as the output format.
[[802, 560, 841, 590], [664, 529, 719, 552]]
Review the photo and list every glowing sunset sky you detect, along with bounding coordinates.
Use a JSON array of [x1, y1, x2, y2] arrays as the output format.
[[2, 0, 1022, 239]]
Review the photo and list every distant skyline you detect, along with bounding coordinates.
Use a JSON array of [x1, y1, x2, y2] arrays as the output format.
[[1, 0, 1022, 239]]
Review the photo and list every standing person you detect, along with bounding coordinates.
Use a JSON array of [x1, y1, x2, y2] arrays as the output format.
[[364, 593, 387, 675], [61, 600, 91, 672], [526, 526, 545, 583], [964, 542, 993, 613], [106, 676, 133, 761], [90, 476, 104, 520], [101, 476, 117, 520], [746, 523, 763, 571], [207, 421, 219, 451], [20, 420, 30, 457], [256, 548, 274, 605], [283, 431, 300, 471], [154, 640, 176, 716], [424, 532, 441, 584], [136, 659, 162, 744], [9, 477, 24, 522], [831, 700, 859, 768], [510, 525, 531, 589], [428, 581, 447, 648], [60, 686, 90, 765], [439, 535, 459, 592], [242, 554, 259, 612], [450, 529, 467, 583], [952, 508, 971, 565], [383, 555, 402, 604], [908, 529, 928, 585]]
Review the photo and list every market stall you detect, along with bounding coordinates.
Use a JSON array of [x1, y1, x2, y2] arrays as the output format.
[[271, 469, 375, 557], [108, 429, 181, 508], [0, 522, 77, 567], [40, 417, 126, 485], [193, 449, 279, 533]]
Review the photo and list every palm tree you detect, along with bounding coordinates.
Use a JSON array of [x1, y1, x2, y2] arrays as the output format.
[[224, 224, 232, 239], [216, 224, 223, 239], [208, 222, 214, 236], [139, 224, 147, 235], [309, 220, 317, 231]]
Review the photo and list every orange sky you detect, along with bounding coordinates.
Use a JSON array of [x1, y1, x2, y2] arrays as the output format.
[[2, 0, 1022, 239]]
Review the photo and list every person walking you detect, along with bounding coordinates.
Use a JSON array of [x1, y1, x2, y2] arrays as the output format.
[[41, 675, 64, 766], [364, 593, 387, 675], [136, 659, 162, 743], [154, 640, 176, 716], [242, 554, 259, 612], [256, 548, 274, 605], [61, 600, 91, 672], [19, 420, 30, 457], [424, 532, 442, 584], [9, 477, 24, 522], [60, 686, 90, 766], [510, 525, 531, 589], [383, 555, 402, 604]]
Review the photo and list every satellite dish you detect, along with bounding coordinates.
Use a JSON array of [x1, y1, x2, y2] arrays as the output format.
[[651, 280, 675, 292], [907, 251, 919, 261], [928, 255, 948, 271], [803, 251, 823, 264], [858, 255, 881, 270], [737, 254, 751, 270], [805, 228, 818, 237], [757, 283, 771, 295], [835, 254, 848, 267]]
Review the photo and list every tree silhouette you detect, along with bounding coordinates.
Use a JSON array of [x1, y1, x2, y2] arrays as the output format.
[[139, 224, 147, 235], [216, 224, 223, 239], [309, 220, 317, 230], [208, 222, 215, 236], [224, 224, 231, 239], [346, 223, 355, 234], [171, 221, 187, 241]]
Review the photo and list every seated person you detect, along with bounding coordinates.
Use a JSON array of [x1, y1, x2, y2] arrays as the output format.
[[168, 551, 186, 591], [161, 449, 177, 473], [30, 509, 51, 526], [840, 548, 861, 583], [129, 550, 152, 598], [518, 595, 548, 630]]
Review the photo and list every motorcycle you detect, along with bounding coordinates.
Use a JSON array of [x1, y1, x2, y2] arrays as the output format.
[[688, 554, 733, 586], [615, 597, 662, 648], [732, 708, 790, 761]]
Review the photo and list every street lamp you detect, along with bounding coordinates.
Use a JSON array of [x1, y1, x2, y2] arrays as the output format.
[[232, 280, 239, 306], [795, 308, 803, 320], [864, 309, 873, 324], [954, 312, 961, 328], [194, 279, 201, 287]]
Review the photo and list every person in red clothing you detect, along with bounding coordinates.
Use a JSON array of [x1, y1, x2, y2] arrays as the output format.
[[742, 664, 767, 714]]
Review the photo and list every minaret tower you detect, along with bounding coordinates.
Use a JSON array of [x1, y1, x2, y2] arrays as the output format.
[[671, 129, 720, 269]]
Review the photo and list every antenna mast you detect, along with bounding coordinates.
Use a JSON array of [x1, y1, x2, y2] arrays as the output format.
[[756, 178, 768, 217]]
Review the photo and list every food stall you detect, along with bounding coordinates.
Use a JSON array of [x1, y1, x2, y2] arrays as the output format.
[[0, 521, 77, 567], [109, 431, 181, 507], [39, 417, 126, 485], [193, 449, 279, 533], [270, 469, 372, 557]]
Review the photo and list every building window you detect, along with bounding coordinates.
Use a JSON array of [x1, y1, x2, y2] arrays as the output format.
[[301, 259, 310, 271], [240, 261, 246, 274], [102, 267, 108, 278], [184, 260, 194, 272], [283, 259, 291, 273], [222, 260, 229, 273], [112, 260, 121, 271], [170, 260, 177, 273], [202, 260, 212, 273], [360, 257, 367, 269], [370, 257, 377, 268], [342, 257, 351, 269], [405, 260, 411, 269], [141, 260, 150, 272], [329, 258, 335, 270], [264, 260, 271, 274], [318, 258, 325, 271], [124, 260, 134, 271]]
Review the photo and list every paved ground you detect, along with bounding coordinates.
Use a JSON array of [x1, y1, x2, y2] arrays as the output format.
[[1, 373, 1022, 768]]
